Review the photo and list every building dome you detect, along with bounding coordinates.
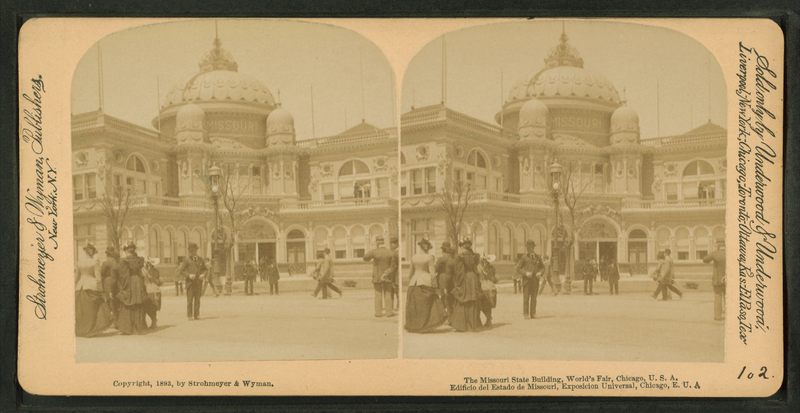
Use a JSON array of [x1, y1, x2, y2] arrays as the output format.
[[175, 101, 206, 131], [162, 38, 276, 108], [610, 104, 640, 133], [506, 31, 621, 106], [266, 106, 295, 134], [518, 97, 549, 128]]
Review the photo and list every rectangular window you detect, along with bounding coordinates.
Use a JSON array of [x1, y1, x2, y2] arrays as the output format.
[[466, 172, 475, 188], [665, 183, 678, 201], [155, 182, 161, 197], [594, 164, 604, 193], [322, 183, 334, 201], [335, 250, 346, 259], [720, 179, 726, 199], [136, 179, 147, 195], [353, 248, 365, 258], [678, 251, 689, 260], [376, 178, 389, 197], [454, 169, 462, 186], [412, 169, 423, 195], [73, 175, 84, 200], [496, 177, 502, 192], [695, 249, 708, 260], [86, 174, 97, 199], [114, 174, 121, 188], [425, 167, 436, 194]]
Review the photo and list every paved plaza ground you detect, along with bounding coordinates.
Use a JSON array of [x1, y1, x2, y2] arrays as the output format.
[[76, 286, 399, 363], [402, 289, 726, 363]]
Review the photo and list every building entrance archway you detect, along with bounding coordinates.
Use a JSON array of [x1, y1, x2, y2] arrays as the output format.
[[577, 218, 618, 280]]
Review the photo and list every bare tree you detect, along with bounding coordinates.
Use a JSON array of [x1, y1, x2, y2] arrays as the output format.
[[97, 184, 134, 253], [434, 178, 474, 247], [198, 167, 252, 290], [548, 161, 592, 285]]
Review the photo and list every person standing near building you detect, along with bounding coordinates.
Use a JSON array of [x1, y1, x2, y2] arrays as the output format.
[[100, 245, 121, 322], [116, 241, 148, 334], [450, 239, 483, 331], [511, 257, 522, 294], [363, 235, 394, 317], [311, 251, 328, 298], [174, 257, 184, 297], [404, 238, 447, 333], [478, 254, 498, 327], [143, 257, 162, 329], [607, 257, 620, 295], [515, 240, 543, 319], [75, 243, 114, 337], [703, 239, 726, 320], [435, 241, 456, 317], [244, 260, 257, 295], [583, 259, 597, 295], [267, 259, 280, 295], [178, 242, 207, 320], [322, 248, 343, 298]]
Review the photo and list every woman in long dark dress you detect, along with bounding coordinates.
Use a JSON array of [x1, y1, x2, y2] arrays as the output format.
[[449, 239, 483, 332], [75, 243, 114, 337], [116, 241, 148, 335], [404, 238, 447, 333]]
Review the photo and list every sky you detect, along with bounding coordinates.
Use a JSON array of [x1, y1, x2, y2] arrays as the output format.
[[402, 20, 727, 140], [71, 19, 396, 140]]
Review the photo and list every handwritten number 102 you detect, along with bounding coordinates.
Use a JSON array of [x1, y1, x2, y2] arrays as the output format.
[[738, 366, 769, 379]]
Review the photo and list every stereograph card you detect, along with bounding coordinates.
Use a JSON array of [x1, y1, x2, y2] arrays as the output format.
[[17, 18, 784, 397]]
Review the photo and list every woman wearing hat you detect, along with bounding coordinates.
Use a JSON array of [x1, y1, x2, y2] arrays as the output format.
[[75, 243, 113, 337], [478, 254, 498, 327], [116, 241, 148, 334], [449, 238, 483, 332], [404, 237, 447, 333]]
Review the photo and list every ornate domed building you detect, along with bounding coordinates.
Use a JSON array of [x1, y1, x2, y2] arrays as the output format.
[[72, 36, 398, 284], [401, 30, 726, 284]]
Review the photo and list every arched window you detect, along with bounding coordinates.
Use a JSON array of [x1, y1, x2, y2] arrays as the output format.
[[314, 227, 329, 256], [683, 160, 715, 176], [675, 227, 690, 260], [656, 228, 671, 255], [628, 229, 648, 273], [629, 229, 647, 239], [134, 227, 146, 257], [333, 227, 347, 259], [176, 229, 188, 262], [351, 226, 366, 258], [488, 225, 498, 256], [472, 223, 484, 254], [369, 225, 384, 251], [286, 229, 306, 266], [126, 155, 147, 173], [162, 228, 173, 264], [682, 160, 716, 200], [531, 226, 543, 256], [501, 226, 512, 261], [339, 160, 370, 176], [467, 150, 487, 168], [148, 227, 160, 260], [694, 227, 709, 259], [190, 229, 204, 258], [515, 226, 527, 260]]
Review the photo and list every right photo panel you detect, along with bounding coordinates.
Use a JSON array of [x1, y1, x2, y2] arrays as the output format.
[[400, 20, 727, 362]]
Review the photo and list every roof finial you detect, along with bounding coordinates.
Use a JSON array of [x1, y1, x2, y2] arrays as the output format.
[[560, 21, 568, 43], [622, 87, 627, 105], [276, 89, 282, 107]]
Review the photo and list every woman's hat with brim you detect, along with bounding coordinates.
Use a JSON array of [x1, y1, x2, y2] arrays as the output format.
[[417, 237, 432, 249], [482, 254, 496, 263], [458, 238, 472, 248], [123, 241, 137, 252], [83, 242, 97, 253]]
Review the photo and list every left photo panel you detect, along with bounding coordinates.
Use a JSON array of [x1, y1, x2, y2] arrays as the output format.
[[70, 19, 400, 362]]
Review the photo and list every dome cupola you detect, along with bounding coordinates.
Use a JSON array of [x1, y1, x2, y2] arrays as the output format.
[[175, 102, 207, 144], [517, 97, 549, 140], [610, 94, 640, 145], [265, 90, 295, 147]]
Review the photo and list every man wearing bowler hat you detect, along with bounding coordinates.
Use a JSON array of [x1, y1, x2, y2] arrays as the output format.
[[177, 242, 207, 320], [515, 239, 544, 319], [364, 235, 395, 317], [703, 238, 726, 320]]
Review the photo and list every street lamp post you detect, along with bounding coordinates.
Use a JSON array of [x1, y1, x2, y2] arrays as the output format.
[[208, 163, 228, 295], [550, 161, 570, 294]]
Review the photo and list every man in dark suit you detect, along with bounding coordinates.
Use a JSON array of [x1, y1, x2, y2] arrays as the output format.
[[435, 241, 456, 317], [703, 239, 726, 320], [100, 246, 121, 320], [389, 236, 400, 312], [177, 242, 207, 320], [364, 235, 394, 317], [515, 240, 544, 319]]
